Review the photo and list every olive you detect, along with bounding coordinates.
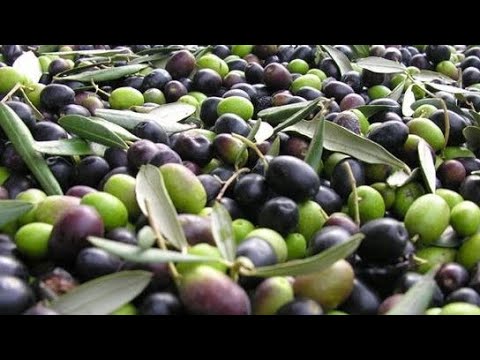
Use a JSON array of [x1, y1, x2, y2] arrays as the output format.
[[104, 148, 128, 169], [245, 62, 264, 84], [213, 113, 250, 136], [0, 276, 35, 315], [105, 227, 137, 245], [40, 84, 75, 111], [149, 144, 182, 167], [59, 104, 91, 117], [139, 292, 183, 315], [141, 69, 172, 91], [367, 120, 409, 154], [3, 174, 35, 199], [460, 175, 480, 205], [437, 160, 466, 190], [283, 135, 309, 159], [410, 54, 433, 70], [276, 298, 323, 315], [266, 155, 320, 202], [445, 288, 480, 306], [331, 158, 365, 200], [75, 247, 122, 281], [48, 58, 71, 76], [384, 47, 402, 62], [126, 139, 160, 170], [395, 272, 444, 307], [222, 89, 250, 100], [165, 50, 196, 79], [429, 109, 469, 146], [0, 235, 16, 256], [307, 226, 351, 256], [362, 69, 385, 88], [178, 214, 214, 246], [435, 263, 469, 294], [132, 121, 169, 145], [1, 45, 23, 65], [263, 63, 292, 91], [200, 96, 222, 126], [425, 45, 451, 64], [258, 197, 299, 236], [0, 255, 28, 281], [123, 76, 144, 90], [212, 45, 231, 59], [5, 101, 36, 129], [236, 236, 277, 268], [358, 218, 408, 265], [340, 71, 363, 93], [463, 67, 480, 87], [460, 56, 480, 70], [323, 80, 354, 102], [193, 69, 222, 95], [75, 155, 110, 188], [32, 121, 68, 141], [319, 58, 340, 79], [171, 132, 213, 167], [339, 279, 381, 315], [23, 303, 59, 315], [377, 294, 404, 314], [216, 197, 244, 220], [198, 174, 222, 203], [324, 213, 360, 235], [1, 143, 27, 173], [333, 111, 361, 134], [233, 173, 268, 208], [340, 93, 365, 110]]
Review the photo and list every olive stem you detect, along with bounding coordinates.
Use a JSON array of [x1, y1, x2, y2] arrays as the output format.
[[344, 161, 360, 226], [18, 87, 44, 120], [232, 133, 269, 171], [413, 255, 428, 266], [216, 167, 250, 201], [410, 234, 420, 243], [144, 199, 181, 281], [90, 80, 111, 98], [0, 82, 23, 103]]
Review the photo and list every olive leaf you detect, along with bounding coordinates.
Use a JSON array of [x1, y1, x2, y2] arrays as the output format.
[[321, 45, 353, 76], [55, 59, 112, 77], [88, 236, 223, 264], [463, 126, 480, 150], [304, 112, 325, 173], [43, 48, 131, 57], [356, 105, 398, 118], [12, 51, 42, 84], [386, 266, 440, 315], [89, 117, 139, 141], [135, 164, 188, 251], [137, 226, 157, 250], [136, 45, 196, 56], [285, 120, 410, 171], [418, 140, 436, 193], [273, 98, 321, 134], [426, 82, 475, 95], [36, 45, 59, 54], [54, 64, 147, 83], [258, 101, 317, 125], [0, 200, 34, 227], [242, 233, 364, 278], [211, 201, 236, 262], [267, 136, 281, 157], [58, 115, 128, 149], [48, 270, 152, 315], [356, 56, 406, 74], [469, 110, 480, 127], [402, 84, 416, 117], [33, 138, 94, 156], [388, 80, 406, 102], [352, 45, 370, 59], [0, 104, 63, 196], [432, 226, 462, 249], [411, 98, 475, 124], [387, 168, 421, 188], [413, 70, 456, 84], [129, 53, 169, 65]]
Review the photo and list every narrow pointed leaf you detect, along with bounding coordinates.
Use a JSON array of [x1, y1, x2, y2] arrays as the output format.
[[267, 136, 281, 157], [418, 140, 436, 193], [33, 138, 94, 156], [0, 200, 34, 227], [247, 118, 262, 141], [387, 168, 421, 188], [402, 84, 416, 116], [413, 70, 456, 84], [388, 80, 405, 101], [254, 121, 274, 143], [411, 98, 475, 123], [304, 112, 325, 172], [0, 104, 63, 195], [36, 45, 59, 54], [321, 45, 353, 76], [211, 202, 236, 262], [89, 117, 139, 141], [12, 51, 42, 83], [43, 48, 130, 57], [469, 110, 480, 127], [129, 53, 169, 65], [242, 234, 364, 278], [386, 266, 439, 315], [258, 101, 317, 125], [426, 82, 474, 95], [273, 98, 321, 134], [58, 115, 128, 149], [352, 45, 370, 59], [54, 64, 147, 83], [88, 237, 221, 264], [463, 126, 480, 150], [357, 104, 398, 118], [49, 270, 152, 315], [285, 120, 410, 171], [135, 165, 188, 250], [356, 56, 406, 74]]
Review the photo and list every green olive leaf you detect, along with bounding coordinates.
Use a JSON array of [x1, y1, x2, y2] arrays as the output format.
[[36, 45, 59, 54], [387, 168, 421, 188], [386, 266, 440, 315], [242, 233, 364, 278], [402, 84, 416, 117], [88, 236, 222, 264], [285, 120, 410, 171], [54, 64, 147, 83], [469, 110, 480, 127], [267, 136, 281, 157], [388, 80, 406, 102], [356, 105, 398, 118], [33, 138, 94, 156], [211, 201, 236, 262], [0, 104, 63, 196], [321, 45, 353, 76], [0, 200, 34, 227], [426, 82, 475, 95], [304, 112, 325, 173], [43, 48, 130, 57], [273, 98, 321, 134], [258, 100, 318, 125], [253, 120, 274, 144], [136, 45, 197, 56], [58, 115, 128, 149], [12, 51, 42, 84], [135, 165, 188, 251], [129, 53, 169, 65], [352, 45, 370, 59], [89, 117, 139, 141], [413, 70, 456, 84], [418, 140, 436, 193], [48, 270, 152, 315], [356, 56, 406, 74]]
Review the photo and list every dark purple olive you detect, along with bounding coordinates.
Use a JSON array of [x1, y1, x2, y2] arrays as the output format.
[[75, 156, 110, 188]]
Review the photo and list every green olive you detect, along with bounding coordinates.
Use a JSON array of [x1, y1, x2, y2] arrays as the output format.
[[285, 233, 307, 260], [217, 96, 254, 121], [457, 233, 480, 270], [14, 222, 53, 259], [81, 191, 129, 231], [109, 87, 145, 110], [450, 201, 480, 237], [297, 200, 328, 242], [348, 185, 385, 224], [435, 188, 464, 210], [103, 174, 141, 219], [415, 246, 456, 274], [232, 218, 255, 245]]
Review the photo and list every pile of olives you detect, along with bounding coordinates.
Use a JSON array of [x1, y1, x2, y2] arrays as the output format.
[[2, 44, 480, 315]]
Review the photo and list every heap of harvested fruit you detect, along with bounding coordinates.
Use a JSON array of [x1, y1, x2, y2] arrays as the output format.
[[2, 44, 480, 315]]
